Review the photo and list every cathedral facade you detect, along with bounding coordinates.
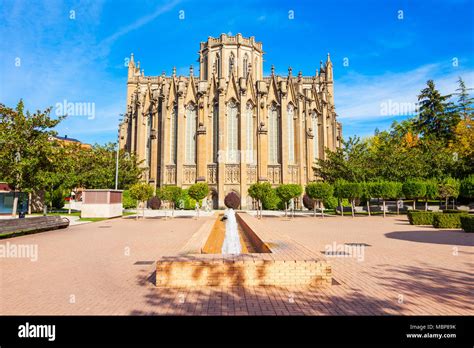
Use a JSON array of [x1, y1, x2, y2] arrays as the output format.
[[119, 34, 342, 208]]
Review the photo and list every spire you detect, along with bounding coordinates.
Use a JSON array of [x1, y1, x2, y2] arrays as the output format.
[[325, 53, 333, 81], [129, 53, 135, 66], [190, 65, 194, 77], [288, 66, 292, 77], [172, 66, 176, 77], [127, 53, 135, 80], [326, 52, 331, 63], [271, 65, 275, 75]]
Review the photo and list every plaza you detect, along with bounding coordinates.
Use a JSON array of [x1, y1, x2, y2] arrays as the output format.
[[1, 212, 472, 316]]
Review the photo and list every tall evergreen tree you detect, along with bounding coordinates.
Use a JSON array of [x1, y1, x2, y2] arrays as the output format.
[[415, 80, 458, 141], [454, 77, 474, 120]]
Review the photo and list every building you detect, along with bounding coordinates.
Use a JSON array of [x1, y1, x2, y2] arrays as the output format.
[[49, 135, 92, 149], [119, 34, 342, 208]]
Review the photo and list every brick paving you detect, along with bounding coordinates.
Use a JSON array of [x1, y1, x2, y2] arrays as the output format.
[[0, 213, 473, 315]]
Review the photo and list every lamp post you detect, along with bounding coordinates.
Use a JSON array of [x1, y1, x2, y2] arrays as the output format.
[[115, 116, 123, 190]]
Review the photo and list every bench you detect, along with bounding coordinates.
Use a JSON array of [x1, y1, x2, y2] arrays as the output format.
[[0, 216, 70, 239]]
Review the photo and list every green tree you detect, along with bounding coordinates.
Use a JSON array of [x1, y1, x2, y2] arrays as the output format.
[[275, 184, 303, 217], [158, 186, 182, 217], [334, 180, 362, 217], [305, 182, 333, 218], [454, 77, 474, 120], [415, 80, 458, 142], [438, 177, 460, 209], [248, 182, 273, 219], [129, 182, 154, 220], [424, 179, 439, 211], [0, 100, 64, 216], [188, 182, 209, 218], [460, 175, 474, 201], [402, 180, 426, 210]]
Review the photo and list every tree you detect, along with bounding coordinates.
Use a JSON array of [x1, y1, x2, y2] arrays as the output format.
[[438, 177, 460, 209], [454, 77, 474, 120], [402, 180, 426, 210], [424, 179, 439, 211], [460, 175, 474, 200], [188, 182, 209, 218], [334, 180, 362, 217], [248, 182, 273, 219], [275, 184, 303, 217], [129, 183, 154, 220], [0, 100, 64, 216], [393, 182, 404, 215], [315, 137, 374, 183], [305, 182, 333, 218], [415, 80, 458, 142], [158, 186, 182, 217]]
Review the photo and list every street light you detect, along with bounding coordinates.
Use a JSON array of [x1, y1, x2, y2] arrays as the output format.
[[115, 115, 123, 190]]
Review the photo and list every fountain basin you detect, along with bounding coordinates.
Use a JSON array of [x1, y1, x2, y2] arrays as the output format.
[[155, 212, 332, 287]]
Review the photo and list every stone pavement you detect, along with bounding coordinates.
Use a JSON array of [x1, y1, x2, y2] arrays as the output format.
[[0, 213, 472, 315]]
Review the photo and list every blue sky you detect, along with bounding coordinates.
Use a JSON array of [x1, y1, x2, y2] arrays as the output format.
[[1, 0, 473, 145]]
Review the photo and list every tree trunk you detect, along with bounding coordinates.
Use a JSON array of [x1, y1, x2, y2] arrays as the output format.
[[142, 204, 145, 219], [313, 204, 316, 217], [412, 199, 416, 211], [351, 199, 355, 218], [12, 193, 18, 217], [396, 200, 400, 215], [28, 192, 32, 215], [321, 201, 325, 219], [367, 200, 371, 216], [452, 198, 455, 210], [382, 199, 386, 218], [339, 199, 343, 216], [43, 204, 48, 216], [136, 201, 139, 221], [425, 199, 428, 211], [445, 198, 448, 210], [285, 202, 288, 218]]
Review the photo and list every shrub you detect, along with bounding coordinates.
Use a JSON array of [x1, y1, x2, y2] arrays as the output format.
[[276, 184, 303, 205], [262, 188, 280, 210], [460, 215, 474, 233], [403, 180, 426, 210], [188, 182, 210, 206], [147, 196, 161, 210], [51, 189, 65, 210], [175, 189, 197, 210], [122, 190, 136, 209], [460, 175, 474, 200], [224, 192, 240, 209], [303, 194, 315, 209], [442, 209, 467, 214], [432, 213, 463, 229], [323, 196, 339, 210], [407, 211, 436, 225]]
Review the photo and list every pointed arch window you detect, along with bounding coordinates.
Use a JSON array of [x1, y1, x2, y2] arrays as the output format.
[[185, 103, 197, 164], [287, 104, 295, 164], [169, 104, 177, 164], [243, 54, 249, 77], [312, 111, 319, 160], [226, 100, 239, 163], [215, 54, 221, 78], [246, 102, 255, 164], [268, 103, 280, 164]]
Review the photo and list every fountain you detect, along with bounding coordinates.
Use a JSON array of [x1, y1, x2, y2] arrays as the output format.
[[221, 209, 242, 255]]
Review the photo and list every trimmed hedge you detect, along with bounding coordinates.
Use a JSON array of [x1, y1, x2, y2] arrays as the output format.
[[432, 213, 463, 229], [442, 209, 466, 214], [407, 211, 436, 225], [460, 215, 474, 233]]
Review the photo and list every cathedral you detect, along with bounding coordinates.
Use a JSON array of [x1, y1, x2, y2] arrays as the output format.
[[119, 34, 342, 209]]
